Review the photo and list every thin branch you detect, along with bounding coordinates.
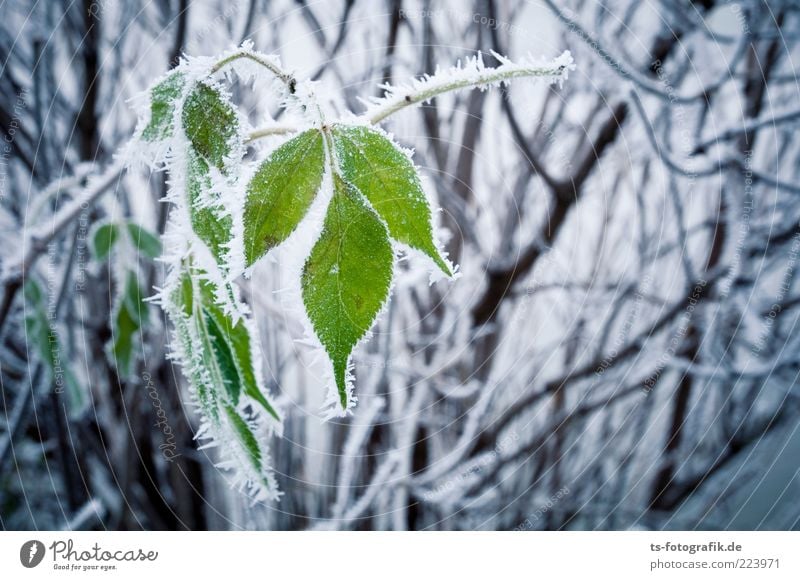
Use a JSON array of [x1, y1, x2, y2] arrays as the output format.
[[630, 89, 800, 195], [485, 273, 717, 441], [542, 0, 742, 105], [244, 123, 300, 143], [470, 101, 629, 325], [363, 50, 574, 124], [450, 380, 647, 501], [315, 453, 399, 530], [210, 49, 296, 94], [0, 159, 125, 335], [486, 0, 559, 190], [693, 107, 800, 154]]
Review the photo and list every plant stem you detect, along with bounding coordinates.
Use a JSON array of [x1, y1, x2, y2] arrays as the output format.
[[210, 50, 296, 94], [365, 54, 572, 124], [244, 124, 299, 143], [320, 124, 339, 180]]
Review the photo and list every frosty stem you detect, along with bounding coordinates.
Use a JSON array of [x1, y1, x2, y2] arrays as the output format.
[[244, 124, 299, 143], [365, 53, 572, 124], [210, 50, 296, 93]]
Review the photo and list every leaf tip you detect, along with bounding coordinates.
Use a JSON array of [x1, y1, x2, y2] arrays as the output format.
[[433, 252, 455, 279]]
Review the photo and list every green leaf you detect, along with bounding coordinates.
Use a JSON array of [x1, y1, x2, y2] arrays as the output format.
[[191, 281, 240, 410], [333, 124, 452, 276], [23, 277, 43, 304], [167, 270, 277, 496], [169, 273, 218, 419], [182, 82, 238, 172], [111, 272, 147, 376], [198, 279, 280, 421], [178, 271, 194, 317], [204, 310, 242, 405], [142, 71, 185, 142], [301, 174, 393, 409], [243, 129, 325, 266], [220, 320, 280, 420], [111, 298, 140, 377], [127, 223, 162, 259], [222, 403, 263, 474], [123, 271, 149, 326], [181, 84, 238, 265], [186, 147, 232, 263], [170, 270, 280, 421], [92, 223, 119, 260]]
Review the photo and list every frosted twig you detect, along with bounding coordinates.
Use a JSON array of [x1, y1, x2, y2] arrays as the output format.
[[210, 47, 296, 93], [27, 163, 97, 223], [0, 158, 126, 334], [411, 382, 500, 486], [329, 398, 385, 520], [333, 454, 399, 529], [362, 51, 574, 125], [233, 50, 575, 143], [244, 123, 300, 143], [20, 158, 127, 273]]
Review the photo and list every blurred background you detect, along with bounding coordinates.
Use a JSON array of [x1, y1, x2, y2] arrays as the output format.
[[1, 0, 800, 530]]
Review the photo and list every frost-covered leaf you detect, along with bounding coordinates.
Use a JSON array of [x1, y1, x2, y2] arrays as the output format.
[[223, 403, 263, 475], [192, 278, 246, 410], [169, 273, 218, 418], [127, 223, 162, 259], [165, 269, 280, 499], [92, 222, 119, 260], [334, 124, 451, 276], [243, 129, 325, 266], [142, 71, 185, 142], [186, 147, 232, 263], [198, 278, 280, 420], [23, 277, 43, 309], [173, 270, 280, 418], [182, 82, 238, 172], [302, 174, 393, 409], [177, 270, 194, 317], [205, 311, 242, 405]]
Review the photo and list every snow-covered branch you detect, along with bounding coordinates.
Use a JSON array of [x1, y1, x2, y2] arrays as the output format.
[[0, 158, 126, 333], [362, 50, 575, 124]]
